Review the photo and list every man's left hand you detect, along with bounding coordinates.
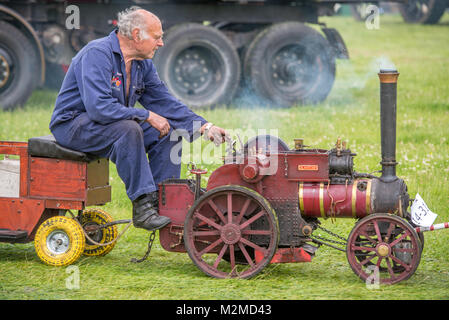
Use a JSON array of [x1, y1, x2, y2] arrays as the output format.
[[202, 123, 230, 146]]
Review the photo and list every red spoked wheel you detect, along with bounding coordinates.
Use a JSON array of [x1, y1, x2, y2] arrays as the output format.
[[184, 185, 279, 279], [346, 213, 422, 285]]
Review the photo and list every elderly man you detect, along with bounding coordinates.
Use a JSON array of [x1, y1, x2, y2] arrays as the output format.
[[49, 7, 228, 231]]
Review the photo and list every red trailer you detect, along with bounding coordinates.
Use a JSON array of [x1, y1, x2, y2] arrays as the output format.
[[0, 136, 117, 266]]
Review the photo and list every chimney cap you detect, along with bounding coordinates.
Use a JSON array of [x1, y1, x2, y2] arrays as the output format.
[[378, 69, 399, 83], [379, 68, 398, 73]]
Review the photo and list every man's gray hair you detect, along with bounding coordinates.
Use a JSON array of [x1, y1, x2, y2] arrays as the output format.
[[117, 6, 149, 39]]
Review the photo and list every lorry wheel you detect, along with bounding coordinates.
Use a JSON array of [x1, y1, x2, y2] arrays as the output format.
[[0, 21, 40, 110], [153, 23, 240, 108], [80, 208, 118, 257], [398, 0, 447, 24], [243, 22, 336, 107], [34, 216, 86, 266]]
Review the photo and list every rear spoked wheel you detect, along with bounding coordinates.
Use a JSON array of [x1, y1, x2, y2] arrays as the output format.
[[184, 185, 279, 278], [347, 213, 422, 285]]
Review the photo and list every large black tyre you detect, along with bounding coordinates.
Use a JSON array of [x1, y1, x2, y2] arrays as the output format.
[[243, 22, 336, 107], [398, 0, 447, 24], [152, 23, 240, 108], [0, 21, 40, 110]]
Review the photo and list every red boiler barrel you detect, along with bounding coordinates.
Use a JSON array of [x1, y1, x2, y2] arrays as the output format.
[[299, 179, 372, 219]]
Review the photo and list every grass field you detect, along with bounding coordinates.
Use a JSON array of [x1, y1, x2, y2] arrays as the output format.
[[0, 13, 448, 300]]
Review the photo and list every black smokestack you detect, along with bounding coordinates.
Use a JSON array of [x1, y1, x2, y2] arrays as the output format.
[[378, 69, 399, 182]]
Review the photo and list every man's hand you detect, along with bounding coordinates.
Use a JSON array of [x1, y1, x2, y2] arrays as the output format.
[[147, 111, 170, 138], [202, 123, 230, 146]]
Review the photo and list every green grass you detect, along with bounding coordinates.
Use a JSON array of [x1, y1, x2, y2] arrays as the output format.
[[1, 14, 449, 300]]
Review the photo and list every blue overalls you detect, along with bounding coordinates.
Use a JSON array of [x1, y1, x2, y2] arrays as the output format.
[[50, 30, 207, 201]]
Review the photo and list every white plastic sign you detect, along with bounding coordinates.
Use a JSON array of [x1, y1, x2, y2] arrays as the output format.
[[410, 193, 437, 227]]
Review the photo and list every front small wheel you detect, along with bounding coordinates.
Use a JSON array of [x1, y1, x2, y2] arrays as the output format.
[[34, 216, 85, 266], [346, 214, 422, 285]]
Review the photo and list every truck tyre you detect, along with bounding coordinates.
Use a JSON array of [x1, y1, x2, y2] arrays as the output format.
[[0, 21, 40, 110], [153, 23, 240, 108], [243, 22, 336, 107], [398, 0, 447, 24]]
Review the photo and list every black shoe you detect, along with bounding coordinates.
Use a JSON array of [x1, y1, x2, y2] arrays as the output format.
[[132, 192, 170, 231]]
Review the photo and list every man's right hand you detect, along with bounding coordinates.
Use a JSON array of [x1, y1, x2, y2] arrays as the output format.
[[146, 111, 170, 138]]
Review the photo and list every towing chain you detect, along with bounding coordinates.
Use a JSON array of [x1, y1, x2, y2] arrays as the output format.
[[130, 230, 157, 263], [311, 225, 347, 252]]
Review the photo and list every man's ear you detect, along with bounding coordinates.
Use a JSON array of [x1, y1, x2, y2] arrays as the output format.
[[132, 28, 141, 42]]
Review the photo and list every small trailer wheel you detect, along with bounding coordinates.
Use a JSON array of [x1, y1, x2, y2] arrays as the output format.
[[80, 208, 118, 257], [34, 216, 86, 266]]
